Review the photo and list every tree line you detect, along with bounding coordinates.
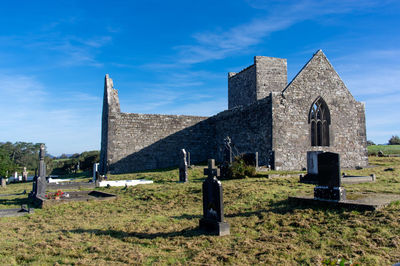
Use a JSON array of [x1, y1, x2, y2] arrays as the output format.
[[0, 141, 100, 177]]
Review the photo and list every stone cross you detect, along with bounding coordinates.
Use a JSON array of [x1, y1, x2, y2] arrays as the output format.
[[203, 159, 220, 179], [223, 136, 233, 164], [199, 159, 229, 236], [179, 149, 188, 182], [36, 144, 47, 197]]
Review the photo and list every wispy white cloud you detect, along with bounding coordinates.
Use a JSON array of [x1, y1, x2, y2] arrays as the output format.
[[174, 0, 386, 64]]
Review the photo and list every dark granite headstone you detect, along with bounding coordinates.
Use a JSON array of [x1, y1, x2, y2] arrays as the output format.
[[179, 149, 188, 182], [317, 152, 341, 187], [199, 159, 230, 236], [313, 152, 346, 201], [242, 152, 258, 168]]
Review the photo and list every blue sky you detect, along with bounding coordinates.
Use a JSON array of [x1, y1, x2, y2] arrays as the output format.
[[0, 0, 399, 155]]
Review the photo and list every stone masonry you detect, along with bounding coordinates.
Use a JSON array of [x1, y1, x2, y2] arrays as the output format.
[[100, 50, 368, 174]]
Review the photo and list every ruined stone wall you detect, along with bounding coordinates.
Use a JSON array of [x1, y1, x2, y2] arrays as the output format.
[[228, 65, 256, 109], [255, 56, 287, 100], [213, 96, 273, 166], [108, 113, 213, 173], [272, 51, 368, 170]]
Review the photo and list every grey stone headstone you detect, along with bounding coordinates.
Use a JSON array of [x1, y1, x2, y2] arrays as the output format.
[[223, 137, 233, 164], [0, 178, 6, 188], [179, 149, 188, 182], [93, 163, 99, 182], [199, 159, 229, 236], [22, 167, 28, 182], [307, 151, 322, 175]]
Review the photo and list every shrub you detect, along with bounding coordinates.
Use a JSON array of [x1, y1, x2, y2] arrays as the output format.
[[228, 156, 256, 179]]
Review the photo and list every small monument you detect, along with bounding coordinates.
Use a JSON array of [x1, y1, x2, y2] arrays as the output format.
[[313, 152, 346, 201], [179, 149, 188, 183], [22, 167, 28, 182], [0, 177, 6, 188], [93, 163, 99, 182], [300, 151, 323, 184], [199, 159, 230, 236], [31, 144, 47, 199]]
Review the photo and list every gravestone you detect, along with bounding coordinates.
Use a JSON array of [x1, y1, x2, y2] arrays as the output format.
[[223, 137, 233, 164], [36, 144, 47, 198], [199, 159, 230, 236], [0, 177, 6, 188], [187, 151, 192, 168], [242, 152, 259, 168], [93, 163, 99, 182], [179, 149, 188, 182], [22, 167, 28, 182], [300, 151, 323, 184], [314, 152, 346, 201]]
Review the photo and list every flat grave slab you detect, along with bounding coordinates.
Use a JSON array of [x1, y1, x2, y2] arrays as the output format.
[[98, 179, 153, 187], [0, 205, 33, 218], [33, 190, 117, 208], [289, 193, 400, 211], [341, 175, 375, 184]]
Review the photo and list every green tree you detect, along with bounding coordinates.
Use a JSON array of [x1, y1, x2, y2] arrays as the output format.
[[388, 135, 400, 145], [0, 147, 15, 177]]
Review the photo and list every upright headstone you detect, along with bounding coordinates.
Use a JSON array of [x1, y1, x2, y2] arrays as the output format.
[[187, 151, 191, 168], [22, 167, 28, 182], [93, 163, 99, 182], [242, 152, 259, 168], [314, 152, 346, 201], [199, 159, 230, 236], [179, 149, 188, 182], [300, 151, 323, 184], [36, 144, 47, 197], [0, 177, 6, 188]]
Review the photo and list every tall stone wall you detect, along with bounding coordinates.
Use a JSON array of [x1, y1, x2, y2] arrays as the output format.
[[108, 113, 212, 173], [228, 56, 287, 110], [272, 50, 368, 170], [255, 56, 287, 100], [213, 96, 273, 165], [228, 65, 256, 109]]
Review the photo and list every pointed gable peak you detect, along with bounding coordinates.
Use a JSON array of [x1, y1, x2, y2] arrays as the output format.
[[282, 49, 334, 94]]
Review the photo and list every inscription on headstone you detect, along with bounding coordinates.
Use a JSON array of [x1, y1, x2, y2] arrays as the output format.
[[199, 159, 230, 236]]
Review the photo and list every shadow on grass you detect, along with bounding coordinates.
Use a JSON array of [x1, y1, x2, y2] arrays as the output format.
[[66, 227, 213, 239], [225, 199, 358, 218], [0, 197, 31, 207], [171, 214, 202, 220]]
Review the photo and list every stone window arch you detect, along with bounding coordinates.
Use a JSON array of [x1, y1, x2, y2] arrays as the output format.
[[309, 97, 330, 146]]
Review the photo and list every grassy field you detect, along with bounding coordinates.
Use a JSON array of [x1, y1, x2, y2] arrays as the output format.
[[368, 144, 400, 155], [0, 157, 399, 265]]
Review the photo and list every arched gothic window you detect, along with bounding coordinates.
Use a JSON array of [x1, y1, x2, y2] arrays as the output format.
[[309, 97, 330, 146]]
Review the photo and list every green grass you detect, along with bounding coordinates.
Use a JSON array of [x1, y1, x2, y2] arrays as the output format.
[[368, 144, 400, 155], [0, 157, 399, 264]]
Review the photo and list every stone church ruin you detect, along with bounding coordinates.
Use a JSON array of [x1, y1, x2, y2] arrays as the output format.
[[100, 50, 368, 174]]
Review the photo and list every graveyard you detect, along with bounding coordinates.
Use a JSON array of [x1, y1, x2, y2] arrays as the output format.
[[0, 156, 398, 264]]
